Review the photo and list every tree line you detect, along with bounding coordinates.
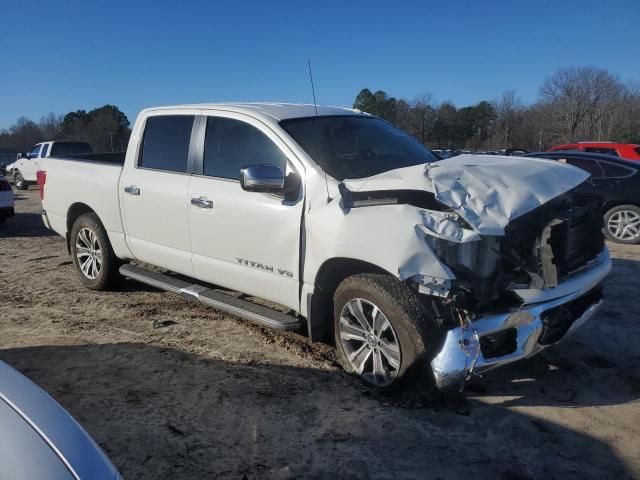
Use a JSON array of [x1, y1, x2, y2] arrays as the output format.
[[354, 66, 640, 151], [0, 105, 131, 153], [2, 66, 638, 155]]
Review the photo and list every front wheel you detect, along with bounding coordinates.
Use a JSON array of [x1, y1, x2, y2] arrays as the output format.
[[70, 212, 121, 290], [333, 274, 442, 390], [604, 204, 640, 244], [13, 171, 28, 190]]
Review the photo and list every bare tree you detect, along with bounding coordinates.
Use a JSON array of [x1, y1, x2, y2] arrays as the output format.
[[494, 90, 523, 146], [540, 66, 624, 143], [410, 93, 437, 145], [39, 113, 63, 140]]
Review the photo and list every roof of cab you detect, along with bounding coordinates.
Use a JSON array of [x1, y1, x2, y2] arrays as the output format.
[[141, 102, 368, 122]]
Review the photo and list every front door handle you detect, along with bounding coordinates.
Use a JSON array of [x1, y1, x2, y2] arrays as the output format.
[[191, 196, 213, 209], [124, 185, 140, 196]]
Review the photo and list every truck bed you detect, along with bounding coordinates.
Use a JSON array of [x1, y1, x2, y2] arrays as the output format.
[[39, 154, 126, 255]]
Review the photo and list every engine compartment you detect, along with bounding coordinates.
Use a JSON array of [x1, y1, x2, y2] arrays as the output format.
[[430, 185, 605, 313]]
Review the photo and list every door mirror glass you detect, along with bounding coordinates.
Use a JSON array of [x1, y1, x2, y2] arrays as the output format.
[[17, 153, 26, 159], [240, 165, 285, 192]]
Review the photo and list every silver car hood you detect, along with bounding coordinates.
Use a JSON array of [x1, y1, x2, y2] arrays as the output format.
[[0, 360, 121, 480], [343, 154, 589, 235]]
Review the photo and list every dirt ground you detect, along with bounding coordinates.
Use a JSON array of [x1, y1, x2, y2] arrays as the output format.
[[1, 188, 639, 480]]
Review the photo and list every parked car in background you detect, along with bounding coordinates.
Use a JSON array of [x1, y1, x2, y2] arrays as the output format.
[[5, 141, 93, 190], [0, 360, 121, 479], [526, 151, 640, 244], [37, 103, 610, 392], [0, 148, 19, 175], [0, 173, 15, 224], [500, 148, 529, 156], [548, 142, 640, 161]]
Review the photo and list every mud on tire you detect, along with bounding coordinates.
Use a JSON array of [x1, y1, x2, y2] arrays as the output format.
[[333, 274, 443, 391]]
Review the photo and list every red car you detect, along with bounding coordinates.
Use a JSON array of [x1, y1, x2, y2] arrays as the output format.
[[548, 142, 640, 160]]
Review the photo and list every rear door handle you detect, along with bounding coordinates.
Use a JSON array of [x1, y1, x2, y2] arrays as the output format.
[[191, 196, 213, 209], [124, 185, 140, 196]]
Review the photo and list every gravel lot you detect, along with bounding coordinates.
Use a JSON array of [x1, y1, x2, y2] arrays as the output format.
[[1, 188, 639, 480]]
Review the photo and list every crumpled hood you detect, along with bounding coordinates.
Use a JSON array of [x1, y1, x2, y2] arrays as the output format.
[[343, 154, 590, 235]]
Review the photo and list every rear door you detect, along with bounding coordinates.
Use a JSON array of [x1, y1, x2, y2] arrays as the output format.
[[596, 160, 638, 203], [120, 114, 197, 277], [187, 113, 304, 311]]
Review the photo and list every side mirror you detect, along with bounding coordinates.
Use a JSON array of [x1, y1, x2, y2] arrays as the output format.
[[240, 165, 285, 193], [17, 153, 26, 160]]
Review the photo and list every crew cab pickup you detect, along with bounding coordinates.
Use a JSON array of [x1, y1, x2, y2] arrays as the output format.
[[7, 141, 93, 190], [38, 103, 611, 391]]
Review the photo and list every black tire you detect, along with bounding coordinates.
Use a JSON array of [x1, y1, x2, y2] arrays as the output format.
[[70, 212, 121, 290], [333, 274, 442, 390], [603, 204, 640, 245], [13, 170, 28, 190]]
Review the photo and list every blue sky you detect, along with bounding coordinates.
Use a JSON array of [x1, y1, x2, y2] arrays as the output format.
[[1, 0, 639, 128]]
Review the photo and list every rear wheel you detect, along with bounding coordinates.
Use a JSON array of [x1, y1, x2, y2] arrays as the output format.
[[604, 205, 640, 244], [333, 274, 442, 390], [70, 213, 121, 290], [13, 171, 28, 190]]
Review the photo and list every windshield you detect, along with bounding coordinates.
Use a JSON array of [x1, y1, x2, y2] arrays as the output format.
[[280, 116, 438, 180]]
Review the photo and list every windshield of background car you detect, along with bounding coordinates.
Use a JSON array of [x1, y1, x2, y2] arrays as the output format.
[[280, 116, 438, 180]]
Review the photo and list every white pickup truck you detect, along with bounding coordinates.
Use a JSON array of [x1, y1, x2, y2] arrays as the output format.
[[6, 141, 93, 190], [38, 103, 611, 391]]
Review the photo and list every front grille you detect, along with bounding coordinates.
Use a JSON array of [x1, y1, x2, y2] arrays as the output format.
[[545, 202, 604, 279], [502, 187, 604, 288]]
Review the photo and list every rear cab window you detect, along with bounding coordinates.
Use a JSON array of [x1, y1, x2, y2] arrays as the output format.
[[50, 142, 93, 156], [138, 115, 195, 173]]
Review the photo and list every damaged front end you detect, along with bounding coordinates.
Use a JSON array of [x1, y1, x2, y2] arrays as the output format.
[[339, 176, 611, 391], [425, 188, 610, 390]]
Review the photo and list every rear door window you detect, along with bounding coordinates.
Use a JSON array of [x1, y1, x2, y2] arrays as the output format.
[[600, 161, 635, 178], [563, 157, 604, 177], [40, 144, 49, 158], [139, 115, 195, 173], [203, 117, 287, 180]]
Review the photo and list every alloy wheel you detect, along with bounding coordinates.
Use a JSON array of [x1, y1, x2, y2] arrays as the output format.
[[607, 209, 640, 242], [76, 227, 102, 279], [338, 298, 401, 386]]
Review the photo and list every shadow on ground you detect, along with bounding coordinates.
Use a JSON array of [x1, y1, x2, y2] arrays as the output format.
[[0, 212, 56, 238], [1, 343, 635, 480]]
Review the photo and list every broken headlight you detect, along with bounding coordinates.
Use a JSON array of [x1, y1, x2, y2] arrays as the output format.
[[424, 234, 500, 280]]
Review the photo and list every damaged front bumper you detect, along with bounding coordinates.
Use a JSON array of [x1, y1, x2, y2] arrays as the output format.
[[430, 249, 611, 391]]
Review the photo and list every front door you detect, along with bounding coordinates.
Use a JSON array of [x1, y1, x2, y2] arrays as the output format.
[[188, 113, 304, 311], [19, 144, 42, 181], [120, 114, 197, 277]]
